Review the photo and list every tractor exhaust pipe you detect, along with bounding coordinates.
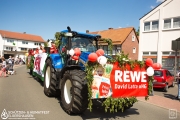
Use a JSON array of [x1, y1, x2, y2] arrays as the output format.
[[67, 26, 71, 32]]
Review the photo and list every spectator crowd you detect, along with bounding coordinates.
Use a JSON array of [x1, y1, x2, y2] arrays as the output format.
[[0, 55, 25, 77]]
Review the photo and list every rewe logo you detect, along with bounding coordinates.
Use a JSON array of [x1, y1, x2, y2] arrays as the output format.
[[1, 109, 8, 119]]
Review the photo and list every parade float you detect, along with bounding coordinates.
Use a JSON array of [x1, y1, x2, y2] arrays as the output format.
[[26, 26, 161, 114]]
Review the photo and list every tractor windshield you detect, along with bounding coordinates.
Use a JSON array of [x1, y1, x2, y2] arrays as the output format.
[[71, 37, 97, 52]]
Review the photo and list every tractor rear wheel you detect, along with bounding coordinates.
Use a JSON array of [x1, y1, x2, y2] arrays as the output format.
[[60, 69, 88, 115], [44, 59, 58, 97]]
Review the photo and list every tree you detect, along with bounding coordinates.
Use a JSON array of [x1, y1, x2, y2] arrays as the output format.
[[135, 27, 140, 36]]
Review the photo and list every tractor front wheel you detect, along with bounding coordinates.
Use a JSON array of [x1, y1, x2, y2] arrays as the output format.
[[60, 69, 88, 115], [44, 59, 58, 97]]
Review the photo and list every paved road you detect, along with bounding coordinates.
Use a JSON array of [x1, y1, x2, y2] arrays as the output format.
[[0, 66, 180, 120], [153, 82, 179, 99]]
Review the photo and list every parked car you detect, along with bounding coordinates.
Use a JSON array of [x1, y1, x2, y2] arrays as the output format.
[[153, 69, 175, 92]]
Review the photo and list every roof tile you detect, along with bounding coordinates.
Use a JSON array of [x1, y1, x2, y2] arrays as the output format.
[[0, 30, 45, 42], [90, 27, 134, 43]]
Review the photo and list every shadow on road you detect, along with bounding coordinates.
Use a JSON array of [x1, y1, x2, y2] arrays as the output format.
[[27, 71, 44, 87], [80, 107, 139, 120], [163, 93, 178, 100], [56, 97, 139, 120]]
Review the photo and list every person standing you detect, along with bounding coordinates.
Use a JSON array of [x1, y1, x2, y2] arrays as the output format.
[[176, 67, 180, 100], [0, 55, 2, 65], [0, 58, 7, 77], [7, 56, 13, 71]]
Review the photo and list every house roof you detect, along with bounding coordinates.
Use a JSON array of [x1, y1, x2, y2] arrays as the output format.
[[90, 27, 136, 44], [0, 30, 45, 42], [139, 0, 167, 20]]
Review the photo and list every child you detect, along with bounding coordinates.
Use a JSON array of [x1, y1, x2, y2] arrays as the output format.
[[8, 63, 15, 75], [0, 58, 7, 77]]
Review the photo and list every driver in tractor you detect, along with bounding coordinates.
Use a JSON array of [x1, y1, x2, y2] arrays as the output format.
[[72, 39, 86, 51]]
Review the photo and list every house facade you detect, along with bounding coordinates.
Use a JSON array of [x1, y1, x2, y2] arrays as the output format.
[[0, 30, 45, 59], [90, 27, 139, 60], [139, 0, 180, 70]]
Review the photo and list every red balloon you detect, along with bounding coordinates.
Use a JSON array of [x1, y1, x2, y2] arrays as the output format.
[[96, 49, 104, 57], [72, 55, 79, 60], [74, 48, 81, 56], [145, 58, 153, 66], [152, 63, 161, 69], [88, 53, 98, 62]]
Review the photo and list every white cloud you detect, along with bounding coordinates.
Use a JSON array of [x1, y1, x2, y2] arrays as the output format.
[[156, 0, 165, 3], [150, 5, 155, 9]]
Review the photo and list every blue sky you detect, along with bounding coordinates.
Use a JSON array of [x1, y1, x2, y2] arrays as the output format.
[[0, 0, 165, 40]]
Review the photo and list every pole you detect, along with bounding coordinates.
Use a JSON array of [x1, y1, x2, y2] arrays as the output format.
[[175, 50, 177, 76]]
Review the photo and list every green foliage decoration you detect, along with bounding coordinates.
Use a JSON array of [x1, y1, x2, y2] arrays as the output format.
[[102, 97, 138, 113], [26, 56, 34, 70], [44, 42, 48, 47], [99, 38, 113, 55], [85, 61, 99, 112], [85, 43, 152, 112], [54, 32, 66, 48]]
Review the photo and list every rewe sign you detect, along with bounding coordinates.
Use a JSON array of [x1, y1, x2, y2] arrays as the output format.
[[91, 62, 148, 98], [110, 62, 148, 98]]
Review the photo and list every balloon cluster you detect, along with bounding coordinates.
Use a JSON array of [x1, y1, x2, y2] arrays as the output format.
[[69, 48, 81, 60], [88, 49, 107, 66], [145, 58, 162, 76], [50, 43, 58, 54]]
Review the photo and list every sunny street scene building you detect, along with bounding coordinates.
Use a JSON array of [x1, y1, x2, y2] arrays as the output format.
[[0, 30, 45, 59]]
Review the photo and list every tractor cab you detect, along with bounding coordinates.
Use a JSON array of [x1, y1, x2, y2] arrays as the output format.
[[58, 28, 101, 67]]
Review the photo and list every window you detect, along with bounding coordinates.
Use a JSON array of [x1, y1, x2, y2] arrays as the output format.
[[34, 43, 40, 46], [112, 45, 121, 55], [99, 45, 110, 55], [22, 41, 28, 44], [164, 19, 171, 29], [162, 52, 170, 55], [143, 52, 149, 55], [21, 48, 27, 51], [152, 21, 159, 30], [144, 22, 150, 31], [162, 58, 174, 67], [132, 35, 135, 41], [6, 47, 13, 50], [173, 17, 180, 28], [7, 39, 14, 43], [133, 48, 136, 53], [150, 52, 157, 55]]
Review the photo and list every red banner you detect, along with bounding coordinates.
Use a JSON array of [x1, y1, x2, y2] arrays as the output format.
[[110, 62, 148, 98]]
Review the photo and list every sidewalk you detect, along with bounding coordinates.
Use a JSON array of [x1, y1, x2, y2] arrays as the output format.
[[137, 95, 180, 112]]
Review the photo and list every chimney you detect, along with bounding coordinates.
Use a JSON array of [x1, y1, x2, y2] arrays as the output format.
[[23, 32, 26, 34], [108, 28, 113, 30], [86, 30, 89, 33]]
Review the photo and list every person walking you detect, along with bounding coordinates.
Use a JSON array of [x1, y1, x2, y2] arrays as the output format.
[[176, 66, 180, 100]]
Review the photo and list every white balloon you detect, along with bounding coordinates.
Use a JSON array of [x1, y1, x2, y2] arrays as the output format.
[[97, 56, 101, 63], [69, 49, 74, 56], [146, 67, 154, 76], [99, 56, 107, 65]]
